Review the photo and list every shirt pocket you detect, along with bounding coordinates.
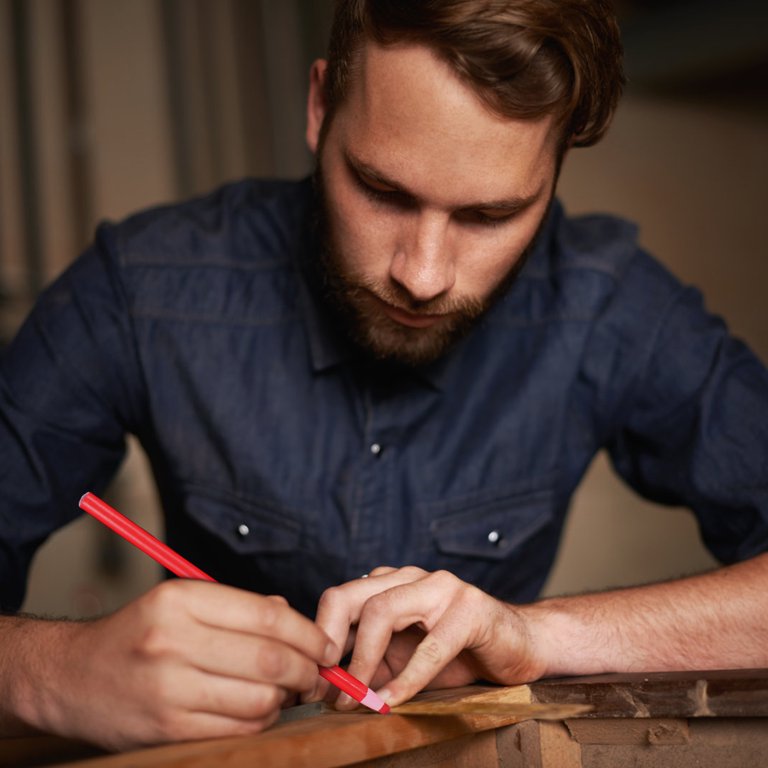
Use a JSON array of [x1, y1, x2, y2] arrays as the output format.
[[180, 486, 323, 615], [184, 487, 302, 556], [418, 485, 559, 603], [429, 487, 554, 561]]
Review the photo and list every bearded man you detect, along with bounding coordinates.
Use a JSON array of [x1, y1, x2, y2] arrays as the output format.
[[0, 0, 766, 751]]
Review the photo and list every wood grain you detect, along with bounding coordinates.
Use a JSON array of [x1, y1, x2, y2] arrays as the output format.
[[527, 668, 768, 718]]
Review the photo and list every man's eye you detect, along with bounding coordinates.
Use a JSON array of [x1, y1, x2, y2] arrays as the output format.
[[456, 209, 514, 228]]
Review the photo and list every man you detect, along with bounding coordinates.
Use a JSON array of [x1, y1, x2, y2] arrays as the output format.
[[1, 0, 766, 751]]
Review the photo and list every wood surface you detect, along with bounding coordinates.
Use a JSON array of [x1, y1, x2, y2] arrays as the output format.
[[390, 685, 590, 717], [45, 687, 532, 768], [2, 669, 767, 768], [527, 668, 768, 718]]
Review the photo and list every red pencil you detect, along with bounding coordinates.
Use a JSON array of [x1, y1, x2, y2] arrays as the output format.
[[79, 492, 390, 715]]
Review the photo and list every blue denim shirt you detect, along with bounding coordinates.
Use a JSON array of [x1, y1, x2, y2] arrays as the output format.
[[1, 178, 767, 616]]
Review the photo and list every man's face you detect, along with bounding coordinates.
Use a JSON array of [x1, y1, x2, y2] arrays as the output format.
[[306, 41, 559, 366]]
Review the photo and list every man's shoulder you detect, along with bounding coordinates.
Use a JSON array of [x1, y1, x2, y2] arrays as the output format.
[[530, 200, 641, 282], [524, 201, 682, 310], [83, 178, 314, 324], [100, 177, 312, 269], [488, 201, 684, 336]]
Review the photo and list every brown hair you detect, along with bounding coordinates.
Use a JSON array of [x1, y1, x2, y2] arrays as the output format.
[[324, 0, 625, 148]]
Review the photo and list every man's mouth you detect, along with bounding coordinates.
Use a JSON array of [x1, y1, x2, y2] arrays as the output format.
[[369, 293, 446, 329]]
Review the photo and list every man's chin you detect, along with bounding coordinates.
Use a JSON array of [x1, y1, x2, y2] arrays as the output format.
[[352, 314, 475, 368]]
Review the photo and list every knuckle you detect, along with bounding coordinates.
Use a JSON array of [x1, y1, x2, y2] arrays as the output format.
[[400, 565, 427, 580], [136, 624, 175, 661], [236, 704, 281, 735], [415, 638, 444, 667], [453, 581, 479, 607], [317, 585, 343, 613], [248, 684, 283, 718], [266, 594, 289, 607], [140, 580, 189, 622], [360, 592, 392, 621], [319, 587, 341, 607], [152, 709, 187, 743], [254, 642, 289, 681], [257, 598, 280, 632], [429, 569, 457, 587]]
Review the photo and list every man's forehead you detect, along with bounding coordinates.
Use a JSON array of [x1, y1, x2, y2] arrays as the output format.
[[333, 40, 560, 199]]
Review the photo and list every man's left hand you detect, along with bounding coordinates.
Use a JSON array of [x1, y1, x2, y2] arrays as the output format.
[[313, 566, 545, 709]]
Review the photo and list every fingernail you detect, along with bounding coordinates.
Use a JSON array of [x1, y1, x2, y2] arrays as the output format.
[[377, 687, 392, 705], [323, 642, 338, 665]]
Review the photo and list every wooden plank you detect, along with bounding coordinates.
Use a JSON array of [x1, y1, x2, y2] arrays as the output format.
[[346, 730, 499, 768], [527, 669, 768, 718], [48, 695, 531, 768], [391, 685, 589, 718]]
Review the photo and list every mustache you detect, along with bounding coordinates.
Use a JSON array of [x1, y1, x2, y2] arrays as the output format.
[[348, 278, 486, 319]]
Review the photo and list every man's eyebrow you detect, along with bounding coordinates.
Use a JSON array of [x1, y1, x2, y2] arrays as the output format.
[[344, 151, 544, 213], [345, 153, 412, 195]]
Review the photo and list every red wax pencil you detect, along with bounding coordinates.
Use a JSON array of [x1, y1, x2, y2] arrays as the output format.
[[79, 492, 390, 715]]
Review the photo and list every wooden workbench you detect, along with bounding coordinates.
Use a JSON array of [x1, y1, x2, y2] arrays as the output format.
[[3, 669, 767, 767]]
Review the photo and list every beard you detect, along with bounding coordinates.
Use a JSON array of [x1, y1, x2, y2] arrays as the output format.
[[311, 165, 546, 368]]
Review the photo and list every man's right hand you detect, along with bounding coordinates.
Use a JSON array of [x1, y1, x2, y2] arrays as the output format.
[[1, 580, 337, 750]]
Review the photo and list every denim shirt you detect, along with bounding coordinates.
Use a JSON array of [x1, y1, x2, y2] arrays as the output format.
[[1, 178, 767, 616]]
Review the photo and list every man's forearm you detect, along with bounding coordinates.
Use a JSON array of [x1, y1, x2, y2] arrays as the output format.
[[524, 552, 768, 676], [0, 614, 67, 737]]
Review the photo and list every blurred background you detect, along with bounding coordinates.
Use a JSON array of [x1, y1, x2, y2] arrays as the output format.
[[1, 0, 766, 617]]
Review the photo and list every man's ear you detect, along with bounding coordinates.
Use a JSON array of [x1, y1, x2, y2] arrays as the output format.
[[306, 59, 329, 155]]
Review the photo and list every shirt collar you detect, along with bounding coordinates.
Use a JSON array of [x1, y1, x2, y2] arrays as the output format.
[[294, 184, 556, 391]]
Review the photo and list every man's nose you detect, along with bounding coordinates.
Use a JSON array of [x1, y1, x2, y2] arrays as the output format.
[[389, 213, 456, 303]]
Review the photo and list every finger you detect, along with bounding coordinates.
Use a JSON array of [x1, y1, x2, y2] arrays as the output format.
[[372, 576, 489, 705], [315, 567, 428, 660], [346, 571, 480, 706], [368, 566, 398, 577], [343, 625, 358, 657], [107, 664, 286, 749], [185, 671, 290, 721], [342, 577, 442, 690], [158, 581, 338, 666], [185, 627, 325, 693], [125, 704, 281, 749], [376, 619, 471, 707], [266, 594, 290, 606]]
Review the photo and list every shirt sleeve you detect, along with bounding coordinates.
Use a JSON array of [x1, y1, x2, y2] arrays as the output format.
[[583, 249, 768, 565], [0, 224, 144, 612]]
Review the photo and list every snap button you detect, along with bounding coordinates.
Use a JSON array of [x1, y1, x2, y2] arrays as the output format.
[[237, 523, 250, 537], [487, 530, 502, 545], [370, 443, 382, 456]]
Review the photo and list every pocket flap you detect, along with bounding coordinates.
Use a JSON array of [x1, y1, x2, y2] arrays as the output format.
[[185, 489, 302, 555], [430, 490, 553, 561]]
